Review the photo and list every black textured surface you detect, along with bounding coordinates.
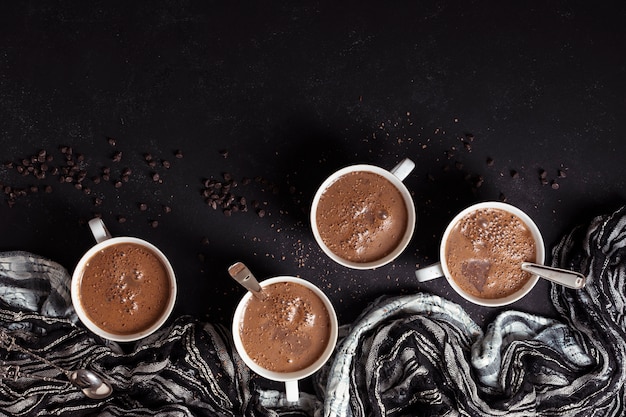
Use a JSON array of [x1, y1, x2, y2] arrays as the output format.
[[0, 1, 624, 329]]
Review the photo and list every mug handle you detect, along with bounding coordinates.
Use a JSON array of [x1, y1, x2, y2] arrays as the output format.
[[285, 380, 299, 402], [88, 218, 112, 243], [415, 262, 444, 282], [390, 158, 415, 181]]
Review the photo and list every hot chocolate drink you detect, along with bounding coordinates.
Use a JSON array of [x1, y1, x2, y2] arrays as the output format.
[[78, 242, 172, 336], [238, 281, 332, 373], [315, 171, 408, 263], [445, 207, 537, 299]]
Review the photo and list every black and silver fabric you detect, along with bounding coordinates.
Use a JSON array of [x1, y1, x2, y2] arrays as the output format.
[[0, 205, 625, 416]]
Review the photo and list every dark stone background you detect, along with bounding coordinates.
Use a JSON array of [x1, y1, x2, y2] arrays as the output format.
[[0, 1, 624, 330]]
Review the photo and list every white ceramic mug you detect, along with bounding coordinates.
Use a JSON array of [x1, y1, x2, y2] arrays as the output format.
[[310, 158, 416, 269], [415, 201, 545, 307], [71, 218, 177, 342], [232, 276, 338, 402]]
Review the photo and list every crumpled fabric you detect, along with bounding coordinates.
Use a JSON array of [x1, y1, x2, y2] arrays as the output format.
[[0, 205, 624, 417]]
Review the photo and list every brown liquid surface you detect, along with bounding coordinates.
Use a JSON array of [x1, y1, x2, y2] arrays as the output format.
[[239, 282, 332, 373], [79, 242, 171, 335], [445, 208, 536, 299], [315, 171, 408, 263]]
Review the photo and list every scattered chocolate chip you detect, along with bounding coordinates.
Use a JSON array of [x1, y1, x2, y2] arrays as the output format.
[[558, 169, 567, 178], [150, 220, 159, 228], [174, 150, 183, 159], [152, 173, 160, 182], [219, 149, 229, 158], [257, 209, 266, 218], [201, 237, 210, 245], [486, 157, 494, 166], [107, 137, 117, 146], [139, 203, 148, 211], [162, 160, 171, 169], [114, 181, 122, 188], [163, 205, 172, 213], [144, 153, 153, 162], [551, 181, 560, 190], [117, 216, 126, 223], [44, 185, 52, 193], [510, 169, 519, 178]]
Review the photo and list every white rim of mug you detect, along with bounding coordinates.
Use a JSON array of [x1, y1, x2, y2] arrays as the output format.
[[310, 164, 416, 270], [439, 201, 545, 307], [231, 276, 339, 382], [71, 236, 178, 342]]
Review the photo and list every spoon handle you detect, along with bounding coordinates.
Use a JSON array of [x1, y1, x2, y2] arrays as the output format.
[[521, 262, 586, 289], [228, 262, 267, 300]]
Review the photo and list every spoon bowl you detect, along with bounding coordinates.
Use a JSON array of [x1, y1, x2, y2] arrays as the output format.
[[68, 369, 113, 399]]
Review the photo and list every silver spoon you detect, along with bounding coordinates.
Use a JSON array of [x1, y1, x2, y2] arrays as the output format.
[[228, 261, 267, 300], [0, 333, 113, 399], [521, 262, 586, 289]]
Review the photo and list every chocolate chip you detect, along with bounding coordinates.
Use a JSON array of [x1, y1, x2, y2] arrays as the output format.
[[174, 150, 183, 159], [486, 157, 494, 166], [152, 173, 160, 182], [162, 160, 171, 169], [139, 203, 148, 211], [117, 216, 126, 223], [150, 220, 159, 228], [510, 169, 519, 178], [163, 205, 171, 213], [219, 149, 229, 158], [257, 209, 266, 218], [551, 181, 560, 189], [558, 169, 567, 178], [107, 137, 117, 146]]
